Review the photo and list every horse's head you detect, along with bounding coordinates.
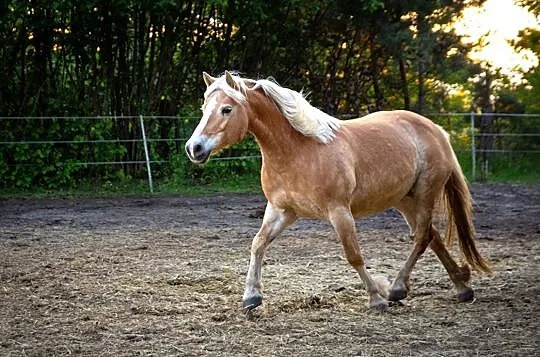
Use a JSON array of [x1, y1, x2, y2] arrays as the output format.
[[185, 71, 251, 164]]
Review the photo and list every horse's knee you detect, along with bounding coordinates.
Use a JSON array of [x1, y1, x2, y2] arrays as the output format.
[[338, 234, 364, 267], [250, 234, 272, 259], [344, 251, 364, 268]]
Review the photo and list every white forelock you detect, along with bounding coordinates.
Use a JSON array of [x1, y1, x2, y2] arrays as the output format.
[[206, 73, 341, 144], [204, 73, 248, 103]]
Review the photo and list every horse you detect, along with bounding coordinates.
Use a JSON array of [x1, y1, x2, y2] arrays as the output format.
[[185, 71, 491, 311]]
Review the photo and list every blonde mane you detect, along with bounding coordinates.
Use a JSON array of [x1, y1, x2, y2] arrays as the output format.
[[205, 73, 341, 144]]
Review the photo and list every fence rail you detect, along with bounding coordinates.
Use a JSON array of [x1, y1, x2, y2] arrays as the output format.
[[1, 112, 539, 191], [432, 112, 540, 181]]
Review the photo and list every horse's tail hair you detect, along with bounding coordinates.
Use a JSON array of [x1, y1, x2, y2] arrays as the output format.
[[444, 156, 492, 274]]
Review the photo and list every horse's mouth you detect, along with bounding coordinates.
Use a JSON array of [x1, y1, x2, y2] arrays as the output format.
[[188, 150, 211, 164], [185, 138, 213, 164]]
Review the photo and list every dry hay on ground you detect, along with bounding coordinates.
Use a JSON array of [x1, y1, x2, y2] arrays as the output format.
[[1, 184, 539, 356]]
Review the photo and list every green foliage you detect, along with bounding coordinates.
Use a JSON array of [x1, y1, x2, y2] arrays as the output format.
[[0, 117, 135, 189], [518, 0, 540, 16], [510, 28, 540, 114], [1, 0, 538, 192], [477, 153, 540, 183]]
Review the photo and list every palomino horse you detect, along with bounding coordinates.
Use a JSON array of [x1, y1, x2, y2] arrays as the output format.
[[185, 71, 491, 311]]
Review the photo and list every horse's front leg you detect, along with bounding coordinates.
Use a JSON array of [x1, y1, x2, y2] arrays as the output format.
[[243, 203, 296, 311], [329, 206, 389, 310]]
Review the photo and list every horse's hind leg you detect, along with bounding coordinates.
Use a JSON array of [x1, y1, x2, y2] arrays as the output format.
[[396, 197, 417, 241], [389, 200, 436, 301], [329, 206, 389, 310], [429, 229, 474, 302], [243, 203, 296, 311], [396, 202, 474, 302]]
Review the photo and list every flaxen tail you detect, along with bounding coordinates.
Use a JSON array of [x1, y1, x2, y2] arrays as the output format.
[[445, 159, 492, 274]]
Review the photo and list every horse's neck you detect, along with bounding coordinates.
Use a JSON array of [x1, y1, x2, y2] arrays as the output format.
[[247, 95, 304, 164]]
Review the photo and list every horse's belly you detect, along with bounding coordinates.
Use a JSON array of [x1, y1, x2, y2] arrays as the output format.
[[349, 171, 416, 217]]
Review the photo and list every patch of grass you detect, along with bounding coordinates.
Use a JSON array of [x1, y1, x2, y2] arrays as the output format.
[[455, 151, 539, 184], [0, 173, 262, 199], [487, 171, 540, 184], [158, 173, 262, 195], [471, 155, 540, 184], [2, 152, 538, 199], [0, 179, 149, 199]]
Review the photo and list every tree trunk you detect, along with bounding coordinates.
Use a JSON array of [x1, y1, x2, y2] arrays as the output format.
[[369, 35, 384, 111], [415, 15, 429, 115], [477, 71, 494, 181], [398, 54, 410, 110]]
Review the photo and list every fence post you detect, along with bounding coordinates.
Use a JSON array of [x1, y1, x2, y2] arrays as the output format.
[[470, 112, 476, 181], [139, 115, 154, 193]]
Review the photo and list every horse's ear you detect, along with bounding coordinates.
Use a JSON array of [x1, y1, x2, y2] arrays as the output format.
[[224, 70, 239, 90], [203, 72, 216, 87], [244, 79, 257, 88]]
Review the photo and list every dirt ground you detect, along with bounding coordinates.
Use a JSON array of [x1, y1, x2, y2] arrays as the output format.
[[1, 183, 539, 356]]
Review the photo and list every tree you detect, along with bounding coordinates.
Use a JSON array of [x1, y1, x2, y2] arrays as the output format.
[[0, 0, 494, 188]]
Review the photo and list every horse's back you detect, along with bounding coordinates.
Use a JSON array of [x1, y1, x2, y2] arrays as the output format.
[[347, 110, 446, 137], [345, 110, 453, 165]]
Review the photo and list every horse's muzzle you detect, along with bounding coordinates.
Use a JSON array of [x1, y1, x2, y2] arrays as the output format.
[[185, 136, 212, 164]]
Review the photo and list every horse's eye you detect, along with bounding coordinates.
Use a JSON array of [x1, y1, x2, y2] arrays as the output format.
[[221, 106, 232, 115]]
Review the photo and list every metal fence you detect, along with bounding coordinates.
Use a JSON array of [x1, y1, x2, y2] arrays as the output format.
[[1, 113, 539, 192], [430, 113, 540, 181], [1, 115, 192, 192]]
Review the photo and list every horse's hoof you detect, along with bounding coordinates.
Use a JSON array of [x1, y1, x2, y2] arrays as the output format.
[[457, 287, 474, 302], [243, 294, 263, 312], [369, 298, 389, 310], [388, 288, 408, 302]]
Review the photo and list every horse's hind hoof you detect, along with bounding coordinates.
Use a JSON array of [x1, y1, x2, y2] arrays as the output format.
[[457, 287, 474, 302], [243, 295, 263, 312], [388, 288, 408, 302]]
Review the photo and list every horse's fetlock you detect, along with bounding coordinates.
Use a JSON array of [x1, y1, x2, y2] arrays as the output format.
[[458, 264, 471, 283]]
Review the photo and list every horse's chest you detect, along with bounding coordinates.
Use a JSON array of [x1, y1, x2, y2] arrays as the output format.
[[289, 195, 328, 218], [262, 174, 330, 219]]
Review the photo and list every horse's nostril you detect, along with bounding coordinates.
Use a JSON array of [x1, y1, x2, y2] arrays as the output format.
[[186, 138, 211, 163], [193, 143, 203, 154]]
